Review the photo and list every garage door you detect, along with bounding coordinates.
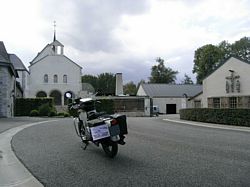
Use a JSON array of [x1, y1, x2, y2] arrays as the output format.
[[166, 104, 176, 114]]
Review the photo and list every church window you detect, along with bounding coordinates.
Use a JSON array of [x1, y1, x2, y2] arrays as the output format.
[[54, 74, 58, 83], [229, 97, 237, 108], [213, 98, 220, 108], [63, 75, 67, 83], [44, 74, 48, 83]]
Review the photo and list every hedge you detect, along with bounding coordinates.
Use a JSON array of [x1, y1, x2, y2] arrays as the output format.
[[179, 108, 250, 127], [15, 98, 54, 116]]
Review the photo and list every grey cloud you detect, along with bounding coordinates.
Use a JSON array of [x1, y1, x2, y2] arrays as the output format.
[[41, 0, 150, 52]]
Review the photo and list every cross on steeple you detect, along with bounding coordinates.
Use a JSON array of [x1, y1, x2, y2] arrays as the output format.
[[53, 21, 56, 41]]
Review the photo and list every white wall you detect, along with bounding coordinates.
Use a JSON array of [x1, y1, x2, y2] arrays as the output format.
[[202, 57, 250, 107], [153, 97, 183, 114], [28, 55, 81, 99], [137, 85, 147, 96]]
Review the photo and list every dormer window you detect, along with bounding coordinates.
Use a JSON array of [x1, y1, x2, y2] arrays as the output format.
[[44, 74, 48, 83], [54, 74, 58, 83]]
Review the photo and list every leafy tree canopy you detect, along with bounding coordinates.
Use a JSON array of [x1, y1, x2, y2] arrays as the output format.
[[181, 74, 194, 84], [149, 57, 178, 84], [193, 37, 250, 84], [82, 73, 116, 96], [123, 81, 137, 96]]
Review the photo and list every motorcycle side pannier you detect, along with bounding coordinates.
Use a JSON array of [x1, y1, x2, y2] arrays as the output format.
[[114, 114, 128, 135]]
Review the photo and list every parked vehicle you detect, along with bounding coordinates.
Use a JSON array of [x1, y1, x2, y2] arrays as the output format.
[[153, 105, 159, 116], [67, 94, 127, 158]]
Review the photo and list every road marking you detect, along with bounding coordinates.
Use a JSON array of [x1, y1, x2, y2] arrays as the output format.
[[0, 119, 59, 187], [163, 118, 250, 133]]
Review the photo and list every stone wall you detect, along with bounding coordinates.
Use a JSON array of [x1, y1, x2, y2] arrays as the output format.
[[0, 67, 8, 117]]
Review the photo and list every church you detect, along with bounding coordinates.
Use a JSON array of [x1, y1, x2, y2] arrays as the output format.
[[27, 32, 82, 106], [189, 56, 250, 109]]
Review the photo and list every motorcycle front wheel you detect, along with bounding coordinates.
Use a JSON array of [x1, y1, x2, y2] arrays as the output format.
[[101, 141, 118, 158]]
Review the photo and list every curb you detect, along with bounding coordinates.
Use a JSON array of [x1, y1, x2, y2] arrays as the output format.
[[0, 120, 58, 187], [163, 118, 250, 133]]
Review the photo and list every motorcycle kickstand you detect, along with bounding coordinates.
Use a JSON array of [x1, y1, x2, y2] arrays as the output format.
[[81, 141, 89, 150]]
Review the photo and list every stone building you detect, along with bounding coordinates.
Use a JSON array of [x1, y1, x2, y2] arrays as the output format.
[[0, 42, 18, 117]]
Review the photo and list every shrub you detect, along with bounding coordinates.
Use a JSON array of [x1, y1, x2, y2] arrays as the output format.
[[30, 110, 39, 117], [38, 103, 57, 117], [57, 112, 65, 116], [48, 110, 57, 117], [15, 98, 54, 116], [180, 108, 250, 127], [38, 103, 51, 116], [63, 112, 70, 117]]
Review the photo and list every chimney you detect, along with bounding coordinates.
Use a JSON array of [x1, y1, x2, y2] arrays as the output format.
[[115, 73, 124, 96]]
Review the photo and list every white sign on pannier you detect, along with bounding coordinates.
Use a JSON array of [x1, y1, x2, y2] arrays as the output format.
[[90, 124, 110, 141]]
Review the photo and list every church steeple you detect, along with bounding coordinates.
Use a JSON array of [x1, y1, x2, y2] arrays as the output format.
[[53, 21, 56, 41], [50, 21, 64, 55]]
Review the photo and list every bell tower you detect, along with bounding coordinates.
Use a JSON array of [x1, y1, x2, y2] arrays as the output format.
[[51, 21, 64, 55]]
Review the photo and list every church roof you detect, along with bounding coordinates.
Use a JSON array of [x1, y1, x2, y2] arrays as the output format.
[[0, 41, 18, 77], [9, 54, 28, 72], [140, 83, 202, 98], [51, 40, 64, 47], [0, 41, 9, 63]]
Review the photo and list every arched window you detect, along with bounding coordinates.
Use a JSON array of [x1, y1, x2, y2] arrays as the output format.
[[63, 75, 67, 83], [54, 74, 58, 83], [44, 74, 48, 83]]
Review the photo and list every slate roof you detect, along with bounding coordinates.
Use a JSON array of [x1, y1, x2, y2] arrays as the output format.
[[0, 41, 17, 77], [140, 84, 202, 98], [9, 54, 28, 72], [0, 41, 9, 63]]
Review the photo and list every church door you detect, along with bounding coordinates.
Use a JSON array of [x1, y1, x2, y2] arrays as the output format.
[[50, 90, 62, 105]]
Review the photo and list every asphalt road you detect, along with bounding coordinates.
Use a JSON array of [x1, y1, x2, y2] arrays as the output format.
[[12, 117, 250, 187]]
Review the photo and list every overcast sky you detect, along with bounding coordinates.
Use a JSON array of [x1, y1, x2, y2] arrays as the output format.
[[1, 0, 250, 83]]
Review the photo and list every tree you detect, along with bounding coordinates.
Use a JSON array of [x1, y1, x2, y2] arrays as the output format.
[[231, 37, 250, 61], [149, 57, 178, 84], [123, 81, 137, 96], [193, 37, 250, 84], [181, 74, 194, 84], [97, 73, 116, 96], [193, 44, 224, 84], [81, 74, 97, 89], [218, 40, 232, 60]]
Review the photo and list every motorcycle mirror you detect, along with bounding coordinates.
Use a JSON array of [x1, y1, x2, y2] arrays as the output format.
[[65, 92, 72, 98]]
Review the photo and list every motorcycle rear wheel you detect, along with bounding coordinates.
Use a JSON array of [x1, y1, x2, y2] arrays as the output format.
[[101, 142, 118, 158]]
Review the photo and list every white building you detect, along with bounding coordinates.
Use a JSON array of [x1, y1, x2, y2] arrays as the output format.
[[28, 36, 82, 106], [137, 84, 202, 114], [190, 56, 250, 109]]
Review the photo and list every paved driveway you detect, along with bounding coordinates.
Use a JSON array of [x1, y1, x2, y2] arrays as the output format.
[[10, 116, 250, 187]]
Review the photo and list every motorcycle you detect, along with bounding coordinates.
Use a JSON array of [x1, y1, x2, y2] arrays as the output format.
[[66, 94, 127, 158]]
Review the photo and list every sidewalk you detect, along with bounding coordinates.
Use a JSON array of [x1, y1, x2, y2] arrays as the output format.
[[163, 114, 250, 133], [0, 117, 59, 187]]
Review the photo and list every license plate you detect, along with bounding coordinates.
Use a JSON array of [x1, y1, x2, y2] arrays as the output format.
[[90, 124, 110, 141]]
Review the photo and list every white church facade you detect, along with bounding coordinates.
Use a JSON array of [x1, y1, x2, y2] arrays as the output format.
[[189, 56, 250, 109], [27, 35, 82, 106]]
